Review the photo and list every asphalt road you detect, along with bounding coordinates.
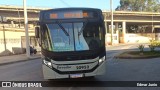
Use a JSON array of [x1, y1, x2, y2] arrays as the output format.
[[0, 44, 160, 90], [0, 59, 43, 81]]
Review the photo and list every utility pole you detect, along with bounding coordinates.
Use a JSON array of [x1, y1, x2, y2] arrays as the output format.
[[2, 24, 6, 50], [110, 0, 114, 45], [0, 16, 7, 50], [152, 13, 154, 41], [23, 0, 30, 58], [17, 8, 21, 28]]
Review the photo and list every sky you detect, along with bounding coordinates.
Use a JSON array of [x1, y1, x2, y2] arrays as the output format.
[[0, 0, 120, 10]]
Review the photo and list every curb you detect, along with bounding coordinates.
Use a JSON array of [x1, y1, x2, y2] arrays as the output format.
[[106, 43, 149, 48], [114, 50, 160, 59], [0, 57, 41, 66], [114, 55, 160, 59]]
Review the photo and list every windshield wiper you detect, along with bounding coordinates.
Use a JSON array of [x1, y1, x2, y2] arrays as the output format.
[[56, 21, 69, 36], [78, 20, 88, 36]]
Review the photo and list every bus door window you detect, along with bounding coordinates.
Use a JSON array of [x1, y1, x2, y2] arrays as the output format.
[[74, 23, 89, 51], [99, 24, 105, 47], [83, 23, 104, 50]]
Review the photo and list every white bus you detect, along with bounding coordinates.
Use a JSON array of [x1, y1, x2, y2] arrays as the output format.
[[35, 8, 106, 79]]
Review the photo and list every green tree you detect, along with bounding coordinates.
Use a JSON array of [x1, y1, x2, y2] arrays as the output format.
[[116, 0, 160, 12]]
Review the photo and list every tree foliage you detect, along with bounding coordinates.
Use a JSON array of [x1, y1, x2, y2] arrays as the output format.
[[116, 0, 160, 12]]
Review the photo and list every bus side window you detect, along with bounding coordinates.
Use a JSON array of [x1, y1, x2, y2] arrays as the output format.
[[42, 25, 51, 50]]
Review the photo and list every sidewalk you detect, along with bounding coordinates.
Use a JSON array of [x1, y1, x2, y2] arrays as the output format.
[[0, 43, 150, 66], [106, 42, 149, 48], [106, 43, 149, 50], [0, 54, 41, 66]]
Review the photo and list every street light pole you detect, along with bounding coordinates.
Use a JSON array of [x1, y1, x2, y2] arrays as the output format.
[[23, 0, 30, 58], [110, 0, 114, 45]]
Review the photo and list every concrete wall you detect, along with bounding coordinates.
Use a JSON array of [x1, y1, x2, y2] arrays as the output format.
[[106, 33, 154, 44], [125, 33, 154, 43], [0, 30, 35, 56]]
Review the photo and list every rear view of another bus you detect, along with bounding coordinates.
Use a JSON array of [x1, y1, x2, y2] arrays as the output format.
[[35, 8, 106, 79]]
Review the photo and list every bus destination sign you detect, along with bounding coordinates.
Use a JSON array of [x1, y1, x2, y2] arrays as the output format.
[[45, 11, 97, 19]]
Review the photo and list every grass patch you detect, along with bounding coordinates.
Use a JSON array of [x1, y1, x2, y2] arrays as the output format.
[[116, 51, 160, 59], [128, 51, 160, 56]]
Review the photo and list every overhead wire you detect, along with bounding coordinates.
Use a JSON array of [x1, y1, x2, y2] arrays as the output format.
[[59, 0, 71, 7]]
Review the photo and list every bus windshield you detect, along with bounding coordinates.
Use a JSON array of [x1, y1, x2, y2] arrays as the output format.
[[42, 22, 104, 52]]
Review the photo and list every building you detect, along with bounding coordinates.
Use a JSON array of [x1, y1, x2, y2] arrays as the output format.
[[0, 5, 44, 56], [0, 5, 160, 55], [103, 11, 160, 45]]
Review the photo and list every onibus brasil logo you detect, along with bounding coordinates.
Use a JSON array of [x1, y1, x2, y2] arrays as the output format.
[[2, 82, 42, 87]]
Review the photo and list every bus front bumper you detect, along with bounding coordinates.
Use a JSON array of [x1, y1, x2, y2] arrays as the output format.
[[42, 60, 106, 80]]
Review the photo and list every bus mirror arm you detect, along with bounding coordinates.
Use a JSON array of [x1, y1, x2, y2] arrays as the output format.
[[35, 26, 42, 46], [35, 26, 40, 38], [38, 40, 42, 47], [78, 20, 88, 36]]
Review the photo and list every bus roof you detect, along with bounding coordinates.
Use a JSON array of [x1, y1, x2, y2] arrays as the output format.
[[40, 8, 102, 13], [39, 8, 103, 22]]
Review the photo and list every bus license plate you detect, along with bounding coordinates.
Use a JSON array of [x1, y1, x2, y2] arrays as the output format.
[[70, 74, 83, 78]]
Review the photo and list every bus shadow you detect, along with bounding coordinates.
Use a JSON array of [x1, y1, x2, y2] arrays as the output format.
[[46, 77, 108, 87]]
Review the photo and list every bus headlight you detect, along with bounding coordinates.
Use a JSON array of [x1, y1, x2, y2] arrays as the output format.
[[43, 59, 52, 68], [99, 56, 106, 65]]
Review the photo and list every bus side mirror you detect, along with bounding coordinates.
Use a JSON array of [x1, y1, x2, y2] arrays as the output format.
[[35, 27, 40, 38], [35, 26, 42, 46]]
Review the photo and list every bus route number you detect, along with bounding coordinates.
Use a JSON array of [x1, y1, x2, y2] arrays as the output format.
[[76, 65, 89, 70]]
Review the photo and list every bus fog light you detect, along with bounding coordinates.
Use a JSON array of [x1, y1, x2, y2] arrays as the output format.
[[47, 62, 52, 66], [99, 56, 106, 65], [43, 60, 52, 68], [99, 59, 103, 63]]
